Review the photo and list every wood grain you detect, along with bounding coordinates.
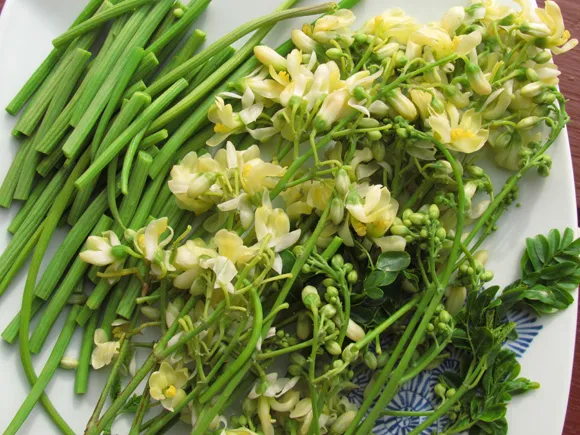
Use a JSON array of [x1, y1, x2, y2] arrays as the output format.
[[537, 2, 580, 434], [0, 0, 577, 433]]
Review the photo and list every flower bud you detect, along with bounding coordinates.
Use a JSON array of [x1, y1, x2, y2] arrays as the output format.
[[467, 165, 484, 178], [359, 118, 380, 128], [335, 169, 351, 197], [187, 173, 217, 198], [347, 270, 358, 284], [330, 411, 357, 434], [434, 383, 447, 398], [427, 204, 440, 220], [439, 310, 452, 323], [326, 47, 343, 60], [325, 340, 342, 355], [517, 116, 542, 130], [321, 304, 337, 318], [534, 51, 552, 64], [291, 29, 317, 53], [173, 7, 184, 18], [525, 68, 540, 82], [354, 33, 368, 44], [375, 42, 399, 59], [330, 198, 345, 225], [395, 51, 408, 67], [385, 89, 418, 121], [288, 364, 302, 376], [442, 85, 470, 108], [445, 286, 467, 316], [520, 82, 543, 98], [346, 318, 365, 342], [364, 352, 378, 370], [60, 357, 79, 370], [390, 225, 410, 236], [366, 130, 382, 141], [369, 100, 390, 117], [446, 388, 457, 398], [326, 286, 339, 298], [410, 213, 426, 226], [331, 254, 345, 269], [141, 306, 160, 320], [254, 45, 287, 70], [291, 352, 307, 366], [371, 142, 386, 161], [430, 97, 445, 114], [342, 343, 360, 363], [534, 91, 556, 105], [297, 311, 312, 339], [466, 61, 491, 95]]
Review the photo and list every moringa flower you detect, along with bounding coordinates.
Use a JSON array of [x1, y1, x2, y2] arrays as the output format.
[[241, 157, 286, 195], [411, 26, 482, 59], [523, 1, 578, 54], [248, 373, 299, 399], [133, 218, 174, 264], [291, 29, 318, 53], [149, 362, 189, 412], [362, 8, 419, 44], [200, 255, 239, 294], [345, 184, 399, 239], [310, 9, 356, 45], [169, 151, 224, 214], [207, 96, 245, 146], [428, 106, 489, 154], [91, 329, 119, 370], [79, 231, 123, 267], [254, 45, 287, 71], [214, 229, 256, 266], [255, 193, 301, 273]]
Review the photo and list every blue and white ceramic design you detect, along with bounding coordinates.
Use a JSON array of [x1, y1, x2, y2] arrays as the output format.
[[353, 309, 543, 434]]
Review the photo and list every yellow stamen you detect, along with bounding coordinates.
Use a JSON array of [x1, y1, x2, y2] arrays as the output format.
[[351, 217, 367, 237], [214, 123, 230, 134], [451, 128, 476, 141], [165, 385, 177, 399]]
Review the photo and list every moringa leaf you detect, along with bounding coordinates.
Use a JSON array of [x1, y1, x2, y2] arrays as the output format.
[[376, 251, 411, 272], [366, 286, 384, 299]]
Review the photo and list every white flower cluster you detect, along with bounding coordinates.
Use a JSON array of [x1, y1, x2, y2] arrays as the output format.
[[246, 372, 358, 435], [81, 205, 300, 295]]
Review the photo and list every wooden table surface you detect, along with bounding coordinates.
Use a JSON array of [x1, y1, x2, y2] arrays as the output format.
[[0, 0, 578, 434]]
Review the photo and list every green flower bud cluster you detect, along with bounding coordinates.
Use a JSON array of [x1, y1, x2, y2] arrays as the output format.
[[455, 253, 495, 290], [273, 329, 299, 349], [390, 205, 451, 250], [288, 352, 308, 376], [534, 154, 552, 177], [426, 304, 453, 336]]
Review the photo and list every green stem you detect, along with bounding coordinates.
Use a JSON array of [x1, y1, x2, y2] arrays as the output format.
[[355, 294, 422, 350], [4, 306, 80, 435], [76, 78, 188, 189], [53, 0, 159, 48], [15, 152, 90, 435], [146, 2, 337, 96], [199, 289, 262, 403]]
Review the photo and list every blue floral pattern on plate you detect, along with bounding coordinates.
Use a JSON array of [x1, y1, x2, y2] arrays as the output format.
[[351, 310, 542, 434]]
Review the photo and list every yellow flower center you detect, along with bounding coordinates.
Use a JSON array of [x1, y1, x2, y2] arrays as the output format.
[[351, 217, 367, 237], [164, 385, 177, 399], [214, 123, 230, 134], [278, 71, 290, 81], [451, 128, 476, 141]]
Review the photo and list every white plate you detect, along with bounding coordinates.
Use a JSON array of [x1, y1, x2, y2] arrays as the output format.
[[0, 0, 576, 434]]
